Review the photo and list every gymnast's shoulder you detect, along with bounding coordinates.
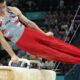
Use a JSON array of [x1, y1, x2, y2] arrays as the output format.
[[8, 6, 22, 16]]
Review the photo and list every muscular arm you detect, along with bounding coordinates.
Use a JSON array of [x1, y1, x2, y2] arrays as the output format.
[[9, 7, 54, 36], [10, 7, 46, 35], [0, 31, 18, 60]]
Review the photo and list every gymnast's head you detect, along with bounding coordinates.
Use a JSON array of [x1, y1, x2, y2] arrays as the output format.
[[0, 0, 7, 15]]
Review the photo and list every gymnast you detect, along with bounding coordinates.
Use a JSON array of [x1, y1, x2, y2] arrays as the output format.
[[0, 0, 80, 64]]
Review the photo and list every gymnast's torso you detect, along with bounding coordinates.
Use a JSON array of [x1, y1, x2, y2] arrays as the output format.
[[0, 7, 25, 43]]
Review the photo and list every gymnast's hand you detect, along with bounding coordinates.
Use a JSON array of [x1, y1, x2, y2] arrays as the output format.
[[45, 32, 54, 37], [11, 55, 19, 63]]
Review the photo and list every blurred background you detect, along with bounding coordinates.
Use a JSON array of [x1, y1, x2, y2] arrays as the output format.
[[1, 0, 80, 80]]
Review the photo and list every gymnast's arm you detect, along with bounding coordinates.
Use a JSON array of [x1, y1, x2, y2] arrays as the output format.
[[0, 31, 19, 62], [9, 7, 54, 37]]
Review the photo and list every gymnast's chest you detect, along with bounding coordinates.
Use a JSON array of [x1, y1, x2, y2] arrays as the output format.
[[0, 14, 19, 31]]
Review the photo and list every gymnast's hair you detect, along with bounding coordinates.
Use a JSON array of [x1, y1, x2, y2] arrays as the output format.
[[0, 0, 6, 3]]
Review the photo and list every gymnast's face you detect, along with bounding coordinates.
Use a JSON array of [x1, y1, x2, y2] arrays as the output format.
[[0, 1, 7, 15]]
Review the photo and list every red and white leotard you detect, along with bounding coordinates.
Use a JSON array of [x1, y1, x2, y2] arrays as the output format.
[[0, 8, 25, 43]]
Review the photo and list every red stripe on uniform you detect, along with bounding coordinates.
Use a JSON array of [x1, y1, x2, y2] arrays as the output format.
[[15, 19, 19, 24]]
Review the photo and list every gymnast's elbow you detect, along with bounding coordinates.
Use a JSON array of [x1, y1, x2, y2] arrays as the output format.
[[0, 31, 7, 48]]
